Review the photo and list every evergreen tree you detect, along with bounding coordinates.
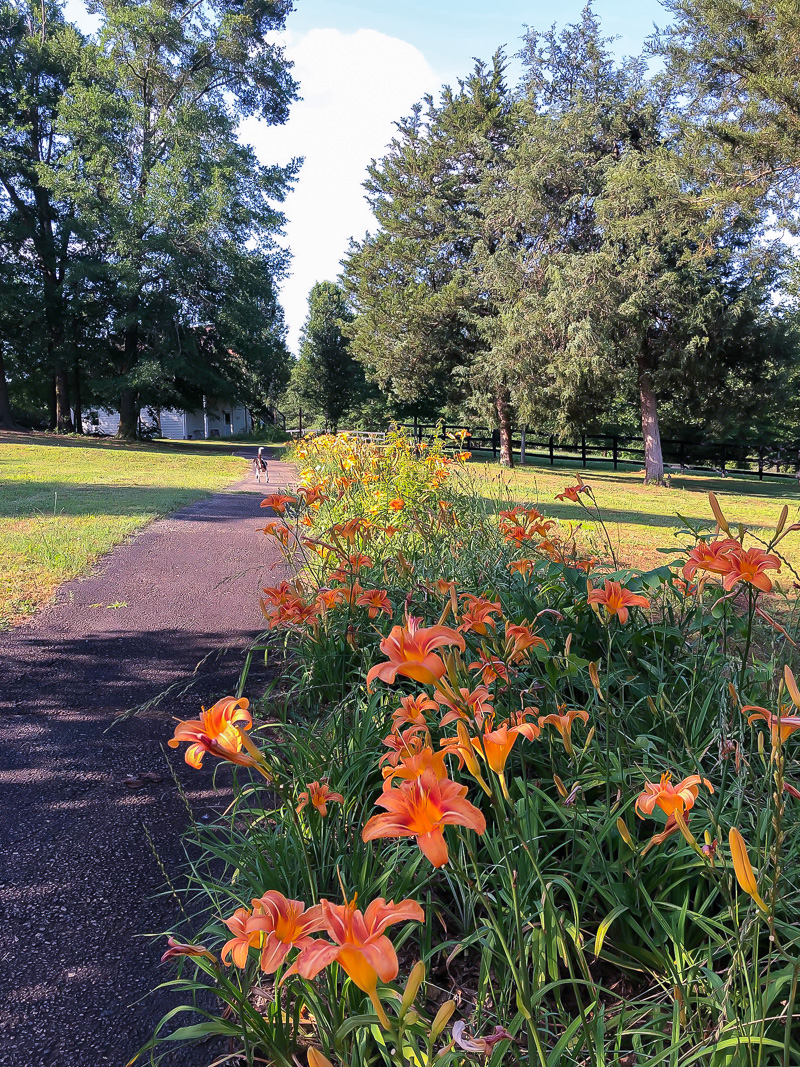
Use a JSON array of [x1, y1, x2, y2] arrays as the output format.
[[343, 56, 519, 464], [295, 281, 363, 432]]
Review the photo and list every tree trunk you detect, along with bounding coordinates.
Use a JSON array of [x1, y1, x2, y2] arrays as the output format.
[[638, 355, 664, 485], [117, 299, 140, 439], [48, 376, 57, 430], [72, 360, 83, 434], [0, 343, 18, 430], [118, 387, 139, 439], [55, 367, 71, 432], [495, 385, 514, 468]]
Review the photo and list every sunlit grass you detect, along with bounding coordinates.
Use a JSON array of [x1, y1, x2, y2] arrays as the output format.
[[464, 456, 800, 581], [0, 435, 248, 626]]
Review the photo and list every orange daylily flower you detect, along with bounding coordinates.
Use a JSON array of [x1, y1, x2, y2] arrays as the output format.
[[468, 650, 509, 685], [471, 710, 540, 798], [315, 588, 346, 613], [507, 559, 535, 578], [388, 498, 405, 511], [380, 726, 428, 767], [434, 685, 495, 729], [221, 906, 264, 968], [555, 479, 590, 503], [290, 896, 424, 1022], [366, 618, 465, 689], [682, 538, 740, 580], [391, 693, 438, 731], [382, 746, 449, 787], [168, 696, 258, 769], [587, 580, 649, 624], [504, 622, 548, 662], [297, 781, 345, 817], [362, 769, 486, 867], [458, 594, 503, 635], [538, 706, 589, 756], [161, 937, 215, 963], [634, 772, 713, 820], [356, 589, 393, 619], [720, 546, 781, 593], [260, 520, 292, 546], [742, 705, 800, 746], [260, 493, 296, 515], [247, 892, 326, 973]]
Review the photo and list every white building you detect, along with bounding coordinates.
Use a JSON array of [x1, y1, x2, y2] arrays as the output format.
[[83, 401, 253, 439]]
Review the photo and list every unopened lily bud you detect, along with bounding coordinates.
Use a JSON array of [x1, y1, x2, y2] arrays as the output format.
[[307, 1049, 335, 1067], [553, 774, 567, 798], [729, 827, 768, 912], [430, 1000, 456, 1041], [400, 961, 425, 1014], [616, 817, 634, 850], [588, 661, 603, 699], [709, 491, 730, 534]]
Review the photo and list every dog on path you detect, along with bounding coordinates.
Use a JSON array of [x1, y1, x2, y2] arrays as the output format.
[[253, 447, 269, 483]]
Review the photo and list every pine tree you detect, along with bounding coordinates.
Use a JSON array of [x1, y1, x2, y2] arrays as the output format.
[[295, 282, 363, 432]]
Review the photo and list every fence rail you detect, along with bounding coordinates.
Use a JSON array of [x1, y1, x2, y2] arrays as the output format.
[[391, 425, 800, 481]]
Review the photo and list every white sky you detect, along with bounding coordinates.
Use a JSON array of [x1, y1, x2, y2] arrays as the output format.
[[243, 28, 446, 354]]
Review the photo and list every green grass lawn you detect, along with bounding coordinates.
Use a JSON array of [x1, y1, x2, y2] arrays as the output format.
[[465, 456, 800, 585], [0, 433, 248, 627]]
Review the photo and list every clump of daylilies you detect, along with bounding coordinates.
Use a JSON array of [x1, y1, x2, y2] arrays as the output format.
[[154, 435, 800, 1067]]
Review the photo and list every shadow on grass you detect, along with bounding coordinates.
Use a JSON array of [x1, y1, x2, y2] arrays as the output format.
[[0, 482, 214, 520]]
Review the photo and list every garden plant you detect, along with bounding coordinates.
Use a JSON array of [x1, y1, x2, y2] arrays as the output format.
[[141, 431, 800, 1067]]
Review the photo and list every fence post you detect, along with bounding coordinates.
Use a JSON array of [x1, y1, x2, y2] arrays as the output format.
[[758, 446, 764, 481], [299, 407, 303, 436], [720, 443, 727, 476], [549, 435, 554, 466], [612, 436, 618, 470], [679, 439, 685, 472], [581, 434, 587, 467], [520, 426, 527, 465], [492, 429, 498, 461]]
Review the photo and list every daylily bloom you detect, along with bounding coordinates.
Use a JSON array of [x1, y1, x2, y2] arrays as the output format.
[[468, 650, 509, 685], [458, 594, 503, 635], [380, 726, 428, 767], [504, 622, 548, 662], [297, 781, 345, 817], [366, 618, 465, 689], [221, 906, 264, 967], [388, 498, 405, 511], [587, 580, 649, 624], [471, 710, 540, 798], [635, 772, 713, 820], [435, 685, 495, 729], [682, 538, 740, 580], [315, 588, 346, 613], [160, 937, 215, 963], [556, 479, 590, 502], [356, 589, 393, 619], [742, 705, 800, 746], [720, 546, 781, 593], [168, 696, 260, 770], [260, 520, 292, 546], [453, 1022, 513, 1054], [247, 892, 326, 973], [507, 559, 535, 578], [290, 897, 424, 1023], [362, 768, 486, 867], [382, 746, 449, 787], [538, 707, 589, 756], [391, 693, 438, 731], [260, 494, 296, 515]]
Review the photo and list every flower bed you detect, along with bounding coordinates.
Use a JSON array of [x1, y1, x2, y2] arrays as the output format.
[[139, 431, 800, 1067]]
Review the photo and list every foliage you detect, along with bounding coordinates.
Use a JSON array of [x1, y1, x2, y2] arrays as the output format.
[[144, 433, 800, 1067]]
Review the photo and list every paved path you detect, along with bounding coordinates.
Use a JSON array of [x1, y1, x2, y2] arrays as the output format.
[[0, 449, 295, 1066]]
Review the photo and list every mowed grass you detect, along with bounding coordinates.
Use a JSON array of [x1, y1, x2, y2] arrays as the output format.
[[0, 434, 248, 627], [465, 456, 800, 585]]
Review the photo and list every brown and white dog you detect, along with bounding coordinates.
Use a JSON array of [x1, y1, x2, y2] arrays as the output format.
[[253, 446, 269, 483]]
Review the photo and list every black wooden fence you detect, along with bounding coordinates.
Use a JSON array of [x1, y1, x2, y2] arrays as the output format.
[[393, 424, 800, 481]]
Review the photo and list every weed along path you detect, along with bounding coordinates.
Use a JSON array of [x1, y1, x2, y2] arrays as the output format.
[[0, 449, 295, 1066]]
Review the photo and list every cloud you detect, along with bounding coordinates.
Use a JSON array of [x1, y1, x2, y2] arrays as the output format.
[[242, 28, 442, 353]]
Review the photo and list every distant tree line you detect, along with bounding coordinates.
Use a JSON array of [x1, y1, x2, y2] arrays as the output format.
[[0, 0, 296, 438], [290, 1, 800, 483]]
